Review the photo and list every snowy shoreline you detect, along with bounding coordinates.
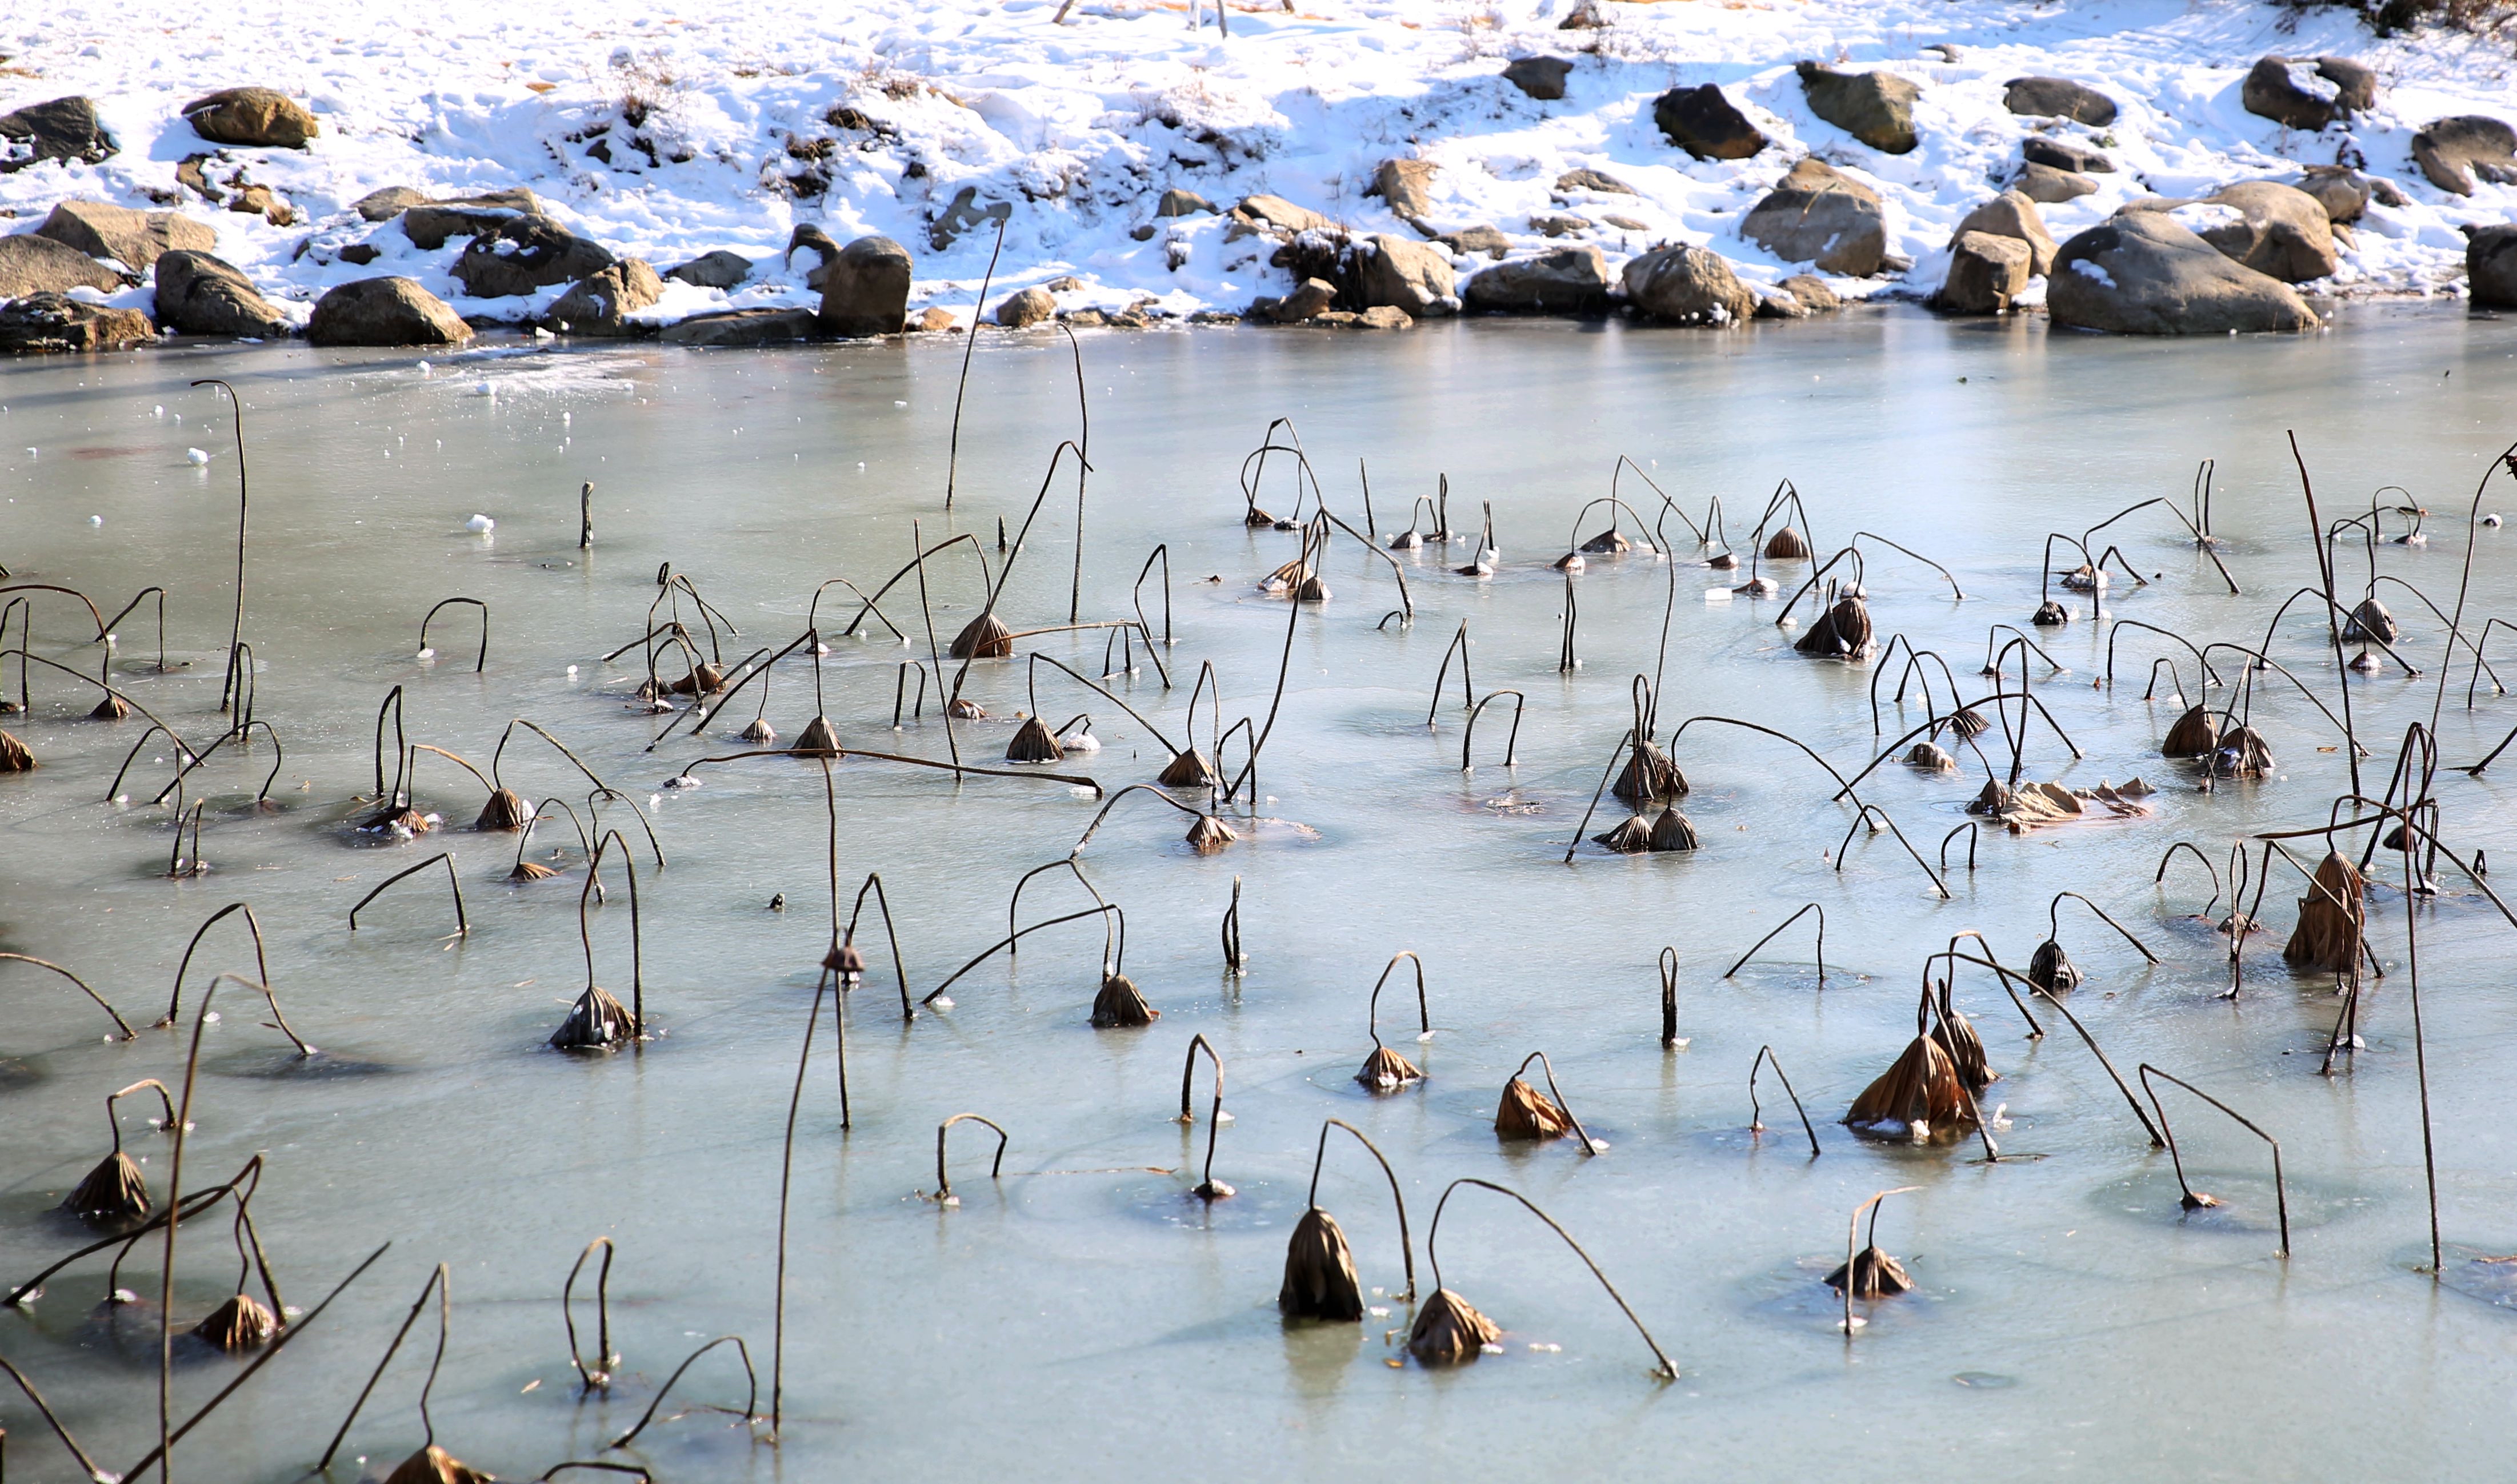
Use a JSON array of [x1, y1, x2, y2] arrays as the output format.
[[2, 0, 2516, 339]]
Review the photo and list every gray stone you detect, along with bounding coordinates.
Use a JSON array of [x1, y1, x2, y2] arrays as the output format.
[[1620, 243, 1756, 325], [1503, 57, 1574, 101], [450, 216, 614, 298], [0, 294, 153, 354], [2196, 181, 2338, 283], [1937, 230, 2032, 314], [1463, 245, 1612, 314], [153, 250, 288, 336], [2289, 166, 2375, 222], [1235, 195, 1333, 235], [995, 285, 1057, 328], [1780, 273, 1840, 312], [2002, 77, 2117, 126], [2046, 211, 2318, 335], [181, 88, 318, 149], [1354, 233, 1456, 317], [659, 307, 819, 346], [1742, 157, 1888, 276], [353, 187, 431, 222], [2413, 116, 2517, 197], [1558, 0, 1609, 27], [2241, 56, 2376, 131], [0, 233, 122, 298], [821, 235, 912, 336], [1440, 225, 1513, 259], [1601, 214, 1649, 231], [930, 186, 1013, 251], [1652, 84, 1767, 161], [1531, 214, 1592, 238], [1157, 188, 1217, 217], [1795, 62, 1921, 154], [2022, 135, 2112, 174], [1267, 277, 1338, 323], [402, 196, 544, 250], [550, 259, 665, 335], [0, 96, 115, 172], [1554, 167, 1635, 195], [666, 250, 754, 288], [1951, 189, 2056, 276], [305, 277, 474, 346], [1373, 159, 1438, 220], [33, 201, 215, 273], [2470, 224, 2517, 308], [2014, 161, 2099, 203]]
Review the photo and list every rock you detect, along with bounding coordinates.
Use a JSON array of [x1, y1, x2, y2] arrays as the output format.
[[1742, 157, 1888, 276], [1531, 214, 1592, 238], [2046, 211, 2318, 335], [913, 307, 958, 332], [1354, 233, 1457, 318], [2470, 224, 2517, 308], [0, 294, 154, 354], [2002, 77, 2117, 126], [1621, 243, 1756, 325], [1951, 189, 2057, 276], [450, 216, 614, 298], [176, 155, 218, 203], [1354, 304, 1412, 329], [660, 307, 819, 346], [1503, 57, 1574, 101], [2289, 166, 2375, 222], [2241, 56, 2375, 131], [929, 186, 1013, 251], [2195, 181, 2338, 283], [1440, 225, 1513, 259], [1602, 214, 1650, 231], [181, 88, 319, 149], [1559, 0, 1610, 27], [995, 285, 1057, 328], [1554, 167, 1635, 195], [1157, 188, 1217, 217], [1235, 195, 1334, 236], [2412, 116, 2517, 197], [1652, 84, 1768, 161], [153, 250, 289, 336], [1463, 245, 1612, 314], [1109, 306, 1150, 328], [1372, 159, 1439, 220], [33, 202, 215, 273], [2014, 161, 2098, 203], [1045, 275, 1084, 292], [338, 243, 380, 266], [2022, 135, 2112, 174], [228, 183, 294, 227], [1187, 309, 1241, 325], [1753, 286, 1810, 319], [401, 195, 544, 250], [353, 186, 431, 222], [1268, 277, 1339, 323], [821, 235, 912, 336], [306, 277, 474, 346], [1062, 307, 1107, 328], [1937, 231, 2033, 313], [1780, 273, 1840, 312], [550, 259, 665, 335], [0, 96, 115, 172], [1795, 62, 1922, 154], [666, 250, 754, 288]]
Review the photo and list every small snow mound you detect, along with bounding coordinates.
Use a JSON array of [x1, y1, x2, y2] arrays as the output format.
[[2070, 258, 2116, 288]]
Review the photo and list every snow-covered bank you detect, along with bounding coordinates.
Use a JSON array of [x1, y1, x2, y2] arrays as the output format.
[[1, 0, 2515, 334]]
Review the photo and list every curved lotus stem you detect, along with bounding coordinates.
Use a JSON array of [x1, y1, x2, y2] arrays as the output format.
[[2193, 641, 2371, 757], [773, 974, 839, 1436], [1840, 1186, 1923, 1337], [11, 652, 191, 748], [2080, 492, 2238, 592], [141, 718, 285, 807], [1510, 1050, 1599, 1156], [348, 852, 470, 936], [1722, 904, 1826, 982], [514, 797, 593, 876], [804, 576, 905, 646], [1832, 803, 1953, 899], [1747, 1045, 1819, 1158], [373, 685, 407, 797], [1026, 651, 1185, 756], [842, 872, 914, 1022], [2251, 584, 2421, 676], [1309, 1118, 1416, 1301], [1461, 689, 1524, 770], [1561, 494, 1663, 557], [2105, 617, 2224, 689], [612, 1335, 759, 1449], [155, 964, 225, 1465], [580, 831, 646, 1034], [1368, 952, 1431, 1050], [942, 216, 1007, 511], [1425, 1178, 1676, 1379], [1070, 781, 1209, 855], [1179, 1034, 1230, 1198], [1918, 940, 2042, 1039], [2137, 1064, 2290, 1257], [0, 581, 107, 639], [1008, 859, 1112, 956], [934, 1114, 1009, 1202], [1868, 636, 1966, 735], [1850, 531, 1964, 599], [1773, 544, 1868, 630], [1, 952, 135, 1040], [2025, 985, 2162, 1146], [162, 901, 273, 1028], [926, 904, 1124, 1007], [584, 787, 667, 871], [562, 1237, 618, 1393], [1940, 823, 1978, 874], [491, 717, 617, 795], [317, 1262, 453, 1469], [1221, 875, 1246, 972], [167, 797, 207, 880], [1134, 543, 1172, 647], [0, 1354, 114, 1481], [1658, 947, 1680, 1046], [2155, 841, 2223, 916], [1425, 627, 1474, 730], [418, 597, 488, 672], [107, 1078, 177, 1155], [2048, 891, 2157, 964]]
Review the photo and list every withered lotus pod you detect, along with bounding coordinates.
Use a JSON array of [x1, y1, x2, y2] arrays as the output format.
[[2161, 704, 2220, 757], [362, 805, 433, 835], [1592, 814, 1655, 853], [1844, 1035, 1974, 1135], [1279, 1207, 1364, 1321], [0, 729, 35, 771], [1090, 972, 1159, 1028], [1005, 715, 1065, 762], [475, 787, 531, 831], [2031, 599, 2071, 627], [2060, 564, 2104, 592], [1948, 707, 1989, 739], [2348, 649, 2382, 674], [90, 693, 132, 720], [1763, 525, 1811, 560], [1389, 530, 1423, 550], [2180, 1188, 2222, 1210], [794, 715, 842, 757], [2343, 597, 2399, 644], [1707, 551, 1740, 570], [1647, 807, 1700, 852], [193, 1292, 278, 1351], [1930, 1005, 1995, 1094], [1407, 1287, 1500, 1365], [633, 675, 668, 701], [383, 1445, 495, 1484], [1735, 576, 1779, 597], [549, 985, 635, 1049], [1580, 528, 1634, 555], [741, 716, 778, 745], [2028, 938, 2082, 992], [2211, 725, 2275, 779], [1495, 1076, 1574, 1141], [2382, 821, 2413, 851], [948, 696, 987, 720], [2282, 849, 2367, 973], [63, 1151, 149, 1224], [1157, 747, 1219, 788], [1294, 572, 1331, 602], [1965, 779, 2011, 816], [1246, 506, 1277, 527], [667, 661, 726, 695], [1551, 551, 1586, 573], [508, 859, 559, 883], [1185, 813, 1238, 852], [1904, 741, 1957, 772], [823, 941, 867, 982], [950, 610, 1014, 660], [1260, 557, 1310, 593], [1611, 740, 1686, 802], [1356, 1044, 1423, 1090], [1824, 1245, 1914, 1298], [1794, 593, 1874, 658]]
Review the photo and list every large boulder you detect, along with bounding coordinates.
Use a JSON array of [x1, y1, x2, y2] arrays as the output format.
[[1620, 243, 1756, 325], [929, 186, 1013, 251], [550, 259, 665, 335], [450, 216, 614, 298], [34, 201, 215, 272], [360, 187, 538, 226], [1653, 85, 1767, 160], [2022, 136, 2112, 174], [1742, 157, 1888, 276], [0, 97, 115, 171], [1795, 62, 1920, 154], [2240, 56, 2375, 131], [1936, 231, 2032, 314], [1234, 195, 1334, 236], [1503, 57, 1574, 101], [353, 186, 430, 222], [666, 250, 753, 288], [2194, 182, 2338, 283], [660, 307, 818, 346], [399, 191, 547, 248], [1439, 224, 1512, 259], [181, 88, 319, 149], [2289, 166, 2375, 222], [995, 286, 1057, 328], [2014, 161, 2098, 203], [2467, 224, 2517, 308], [305, 276, 474, 346], [1951, 190, 2056, 276], [1157, 188, 1216, 218], [2412, 116, 2517, 197], [1372, 159, 1438, 221], [2047, 211, 2319, 335], [153, 250, 289, 336], [2002, 77, 2117, 126], [0, 233, 123, 297], [1463, 246, 1612, 314], [1355, 234, 1456, 317], [0, 294, 154, 354], [820, 234, 911, 336]]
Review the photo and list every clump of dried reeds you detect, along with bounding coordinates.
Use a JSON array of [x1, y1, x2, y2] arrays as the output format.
[[2282, 850, 2366, 973], [1905, 741, 1957, 772], [794, 715, 842, 757], [2032, 599, 2071, 627], [2212, 724, 2275, 778], [1158, 747, 1219, 787], [549, 985, 635, 1049], [383, 1446, 493, 1484], [1356, 1044, 1420, 1089], [742, 717, 778, 744], [1496, 1077, 1571, 1140], [2343, 597, 2398, 644], [950, 611, 1014, 659]]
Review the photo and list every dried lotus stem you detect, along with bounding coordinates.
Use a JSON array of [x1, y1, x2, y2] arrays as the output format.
[[511, 797, 591, 881], [1359, 950, 1431, 1089], [1835, 1186, 1923, 1337], [1722, 904, 1826, 983], [911, 518, 963, 768], [2104, 618, 2223, 690], [1499, 1050, 1599, 1155], [1221, 875, 1245, 972], [0, 1355, 114, 1482], [347, 852, 470, 936], [1070, 781, 1213, 855], [772, 976, 837, 1434], [0, 951, 135, 1040], [1748, 1045, 1820, 1157], [843, 872, 914, 1021], [2048, 890, 2158, 966], [563, 1237, 618, 1392], [1658, 946, 1680, 1046], [934, 1113, 1009, 1204], [1424, 621, 1473, 727], [317, 1262, 455, 1470], [1303, 1119, 1415, 1303], [2024, 983, 2163, 1146], [1460, 689, 1524, 770], [2137, 1064, 2290, 1256], [926, 903, 1125, 1008], [1418, 1178, 1675, 1379], [943, 215, 1005, 513], [1179, 1033, 1231, 1198], [1134, 543, 1173, 648], [610, 1336, 761, 1448], [1558, 566, 1579, 672], [162, 901, 274, 1027], [2154, 841, 2223, 915], [416, 597, 488, 673], [1939, 822, 1978, 873]]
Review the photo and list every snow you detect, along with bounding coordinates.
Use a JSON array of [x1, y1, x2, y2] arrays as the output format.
[[2071, 257, 2117, 287], [0, 0, 2512, 324]]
